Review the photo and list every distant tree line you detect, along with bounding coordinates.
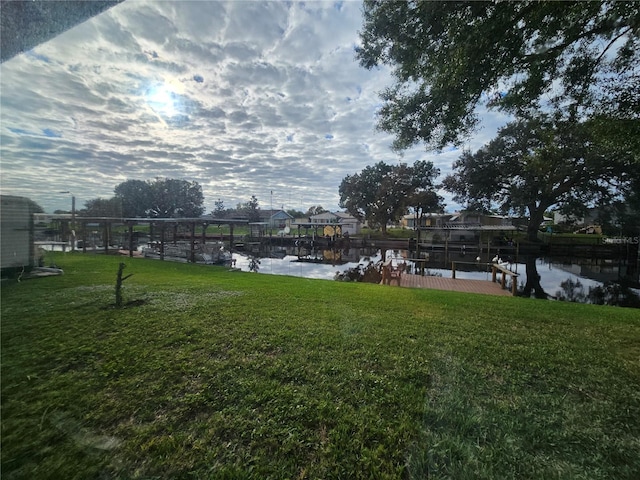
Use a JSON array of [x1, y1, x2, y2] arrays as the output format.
[[78, 178, 334, 221], [212, 198, 329, 222], [78, 178, 205, 218]]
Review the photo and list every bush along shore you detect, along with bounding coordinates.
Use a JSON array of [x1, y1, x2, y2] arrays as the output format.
[[2, 253, 639, 479]]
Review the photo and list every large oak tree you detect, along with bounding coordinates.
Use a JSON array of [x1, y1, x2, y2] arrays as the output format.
[[443, 115, 636, 298], [114, 178, 204, 218], [114, 179, 152, 217], [442, 116, 636, 243], [357, 0, 640, 151], [81, 197, 122, 217], [339, 160, 442, 233], [147, 178, 204, 218]]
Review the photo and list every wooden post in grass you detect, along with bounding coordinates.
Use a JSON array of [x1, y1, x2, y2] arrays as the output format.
[[115, 263, 133, 308]]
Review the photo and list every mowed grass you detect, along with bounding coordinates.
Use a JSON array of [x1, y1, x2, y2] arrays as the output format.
[[1, 254, 639, 479]]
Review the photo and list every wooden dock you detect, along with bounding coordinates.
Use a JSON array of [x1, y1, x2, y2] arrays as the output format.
[[394, 273, 514, 296]]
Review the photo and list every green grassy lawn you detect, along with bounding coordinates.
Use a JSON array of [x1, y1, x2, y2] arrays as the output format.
[[2, 254, 639, 479], [361, 227, 414, 239]]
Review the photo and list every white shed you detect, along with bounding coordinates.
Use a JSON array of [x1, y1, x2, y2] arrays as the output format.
[[1, 195, 35, 272]]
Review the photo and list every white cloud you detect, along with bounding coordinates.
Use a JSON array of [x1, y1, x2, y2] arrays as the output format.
[[0, 0, 507, 214]]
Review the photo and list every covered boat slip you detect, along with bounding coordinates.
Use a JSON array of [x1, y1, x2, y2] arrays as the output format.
[[36, 215, 248, 263]]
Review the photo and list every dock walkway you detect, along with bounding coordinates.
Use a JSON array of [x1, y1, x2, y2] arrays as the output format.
[[397, 273, 513, 296]]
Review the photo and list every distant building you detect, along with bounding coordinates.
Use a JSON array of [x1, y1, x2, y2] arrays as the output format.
[[292, 211, 361, 236], [332, 212, 361, 235], [552, 209, 607, 234], [401, 213, 449, 229], [259, 209, 294, 229], [402, 211, 517, 243]]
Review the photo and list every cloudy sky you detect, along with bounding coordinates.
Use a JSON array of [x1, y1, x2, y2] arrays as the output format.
[[1, 0, 509, 214]]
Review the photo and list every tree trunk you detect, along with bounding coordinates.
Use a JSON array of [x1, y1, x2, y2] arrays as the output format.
[[115, 262, 133, 308], [526, 206, 547, 243], [521, 255, 548, 299]]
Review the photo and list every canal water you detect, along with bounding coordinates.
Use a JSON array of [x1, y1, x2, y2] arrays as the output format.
[[231, 245, 638, 297], [39, 242, 637, 297]]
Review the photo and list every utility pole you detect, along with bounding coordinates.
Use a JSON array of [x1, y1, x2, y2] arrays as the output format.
[[59, 191, 76, 251]]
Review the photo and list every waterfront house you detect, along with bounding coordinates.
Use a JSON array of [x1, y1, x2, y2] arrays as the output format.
[[292, 211, 362, 237], [259, 209, 294, 230], [403, 211, 517, 244]]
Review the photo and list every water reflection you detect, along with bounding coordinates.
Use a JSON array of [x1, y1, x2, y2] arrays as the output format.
[[232, 245, 638, 295], [233, 246, 381, 280], [40, 239, 636, 297]]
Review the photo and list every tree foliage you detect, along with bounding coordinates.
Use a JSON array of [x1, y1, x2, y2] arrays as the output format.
[[244, 195, 260, 223], [147, 178, 204, 218], [81, 197, 122, 217], [114, 178, 204, 218], [357, 0, 640, 150], [403, 160, 445, 219], [286, 208, 305, 218], [26, 199, 44, 214], [114, 180, 152, 217], [442, 115, 637, 242], [339, 160, 441, 233], [213, 198, 226, 218], [306, 205, 328, 216]]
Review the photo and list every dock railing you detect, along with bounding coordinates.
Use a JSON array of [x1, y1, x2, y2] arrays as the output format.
[[490, 263, 519, 295], [451, 261, 519, 296]]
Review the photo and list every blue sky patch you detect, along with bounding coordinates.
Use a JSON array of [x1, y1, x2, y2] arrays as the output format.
[[8, 127, 32, 136], [42, 129, 62, 138], [26, 50, 51, 63]]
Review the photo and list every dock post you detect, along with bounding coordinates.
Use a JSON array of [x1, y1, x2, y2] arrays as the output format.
[[104, 222, 110, 255], [160, 223, 165, 261], [190, 221, 196, 263], [201, 223, 208, 245], [445, 237, 448, 265], [128, 222, 134, 257], [82, 220, 87, 253]]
